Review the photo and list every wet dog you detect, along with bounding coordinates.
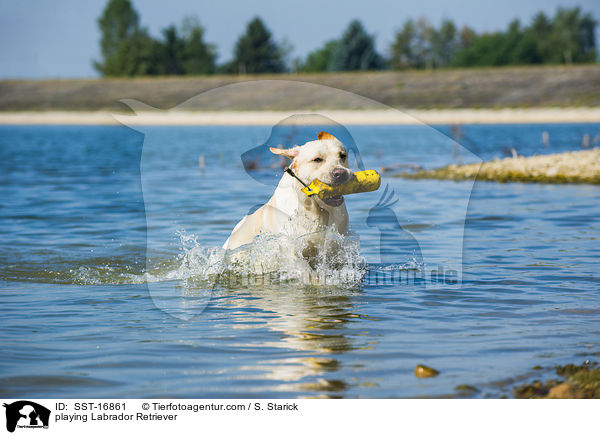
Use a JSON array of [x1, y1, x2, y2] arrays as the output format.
[[223, 131, 352, 259]]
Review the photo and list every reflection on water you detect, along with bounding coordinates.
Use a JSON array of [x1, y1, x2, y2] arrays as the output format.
[[218, 283, 363, 396]]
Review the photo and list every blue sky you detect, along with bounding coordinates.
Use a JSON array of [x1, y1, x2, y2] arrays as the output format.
[[0, 0, 598, 78]]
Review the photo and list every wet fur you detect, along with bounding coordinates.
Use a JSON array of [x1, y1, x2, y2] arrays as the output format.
[[223, 132, 352, 260]]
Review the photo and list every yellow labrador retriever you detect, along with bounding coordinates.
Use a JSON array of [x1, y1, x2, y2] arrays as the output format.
[[223, 132, 352, 254]]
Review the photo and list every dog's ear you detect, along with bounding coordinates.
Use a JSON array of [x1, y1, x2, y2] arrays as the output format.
[[269, 146, 299, 159], [318, 131, 338, 141]]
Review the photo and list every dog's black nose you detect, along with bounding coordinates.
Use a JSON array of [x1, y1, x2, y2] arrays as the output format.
[[331, 167, 349, 184]]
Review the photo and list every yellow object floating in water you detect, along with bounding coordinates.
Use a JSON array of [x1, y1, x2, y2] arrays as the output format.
[[414, 364, 440, 378], [301, 170, 381, 199]]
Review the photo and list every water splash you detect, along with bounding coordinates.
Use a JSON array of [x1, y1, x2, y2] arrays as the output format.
[[143, 230, 226, 284], [2, 227, 428, 291], [143, 226, 368, 290]]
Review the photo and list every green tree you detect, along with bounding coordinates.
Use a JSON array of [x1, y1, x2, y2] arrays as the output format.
[[453, 32, 505, 66], [459, 25, 476, 50], [413, 17, 434, 69], [501, 19, 524, 64], [432, 19, 458, 67], [104, 29, 161, 76], [390, 19, 416, 69], [454, 24, 538, 67], [159, 25, 185, 75], [392, 18, 459, 70], [578, 12, 597, 60], [181, 17, 217, 75], [531, 12, 553, 61], [511, 28, 542, 64], [94, 0, 141, 75], [278, 38, 295, 72], [549, 7, 597, 63], [453, 7, 597, 67], [501, 19, 542, 64], [329, 20, 384, 71], [231, 17, 285, 74], [299, 40, 339, 72]]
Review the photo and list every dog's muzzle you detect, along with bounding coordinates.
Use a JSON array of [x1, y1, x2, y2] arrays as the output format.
[[322, 168, 349, 206], [330, 167, 350, 185]]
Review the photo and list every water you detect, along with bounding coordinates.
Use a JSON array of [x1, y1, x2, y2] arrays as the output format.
[[1, 123, 599, 398]]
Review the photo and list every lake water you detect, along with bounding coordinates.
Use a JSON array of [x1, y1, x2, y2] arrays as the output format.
[[1, 122, 599, 398]]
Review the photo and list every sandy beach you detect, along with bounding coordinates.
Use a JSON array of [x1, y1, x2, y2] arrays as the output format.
[[1, 107, 600, 125]]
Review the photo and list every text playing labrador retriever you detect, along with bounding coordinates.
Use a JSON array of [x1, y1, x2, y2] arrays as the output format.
[[223, 132, 352, 261]]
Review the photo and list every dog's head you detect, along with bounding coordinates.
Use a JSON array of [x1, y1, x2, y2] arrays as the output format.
[[270, 132, 352, 208]]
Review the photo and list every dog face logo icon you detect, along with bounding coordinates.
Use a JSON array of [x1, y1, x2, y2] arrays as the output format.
[[3, 401, 50, 433]]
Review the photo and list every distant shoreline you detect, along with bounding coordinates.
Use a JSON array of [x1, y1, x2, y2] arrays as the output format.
[[1, 108, 600, 126], [398, 148, 600, 184], [2, 66, 599, 113]]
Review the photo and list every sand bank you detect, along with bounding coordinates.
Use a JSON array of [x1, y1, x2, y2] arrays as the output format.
[[0, 108, 599, 126], [399, 148, 600, 184]]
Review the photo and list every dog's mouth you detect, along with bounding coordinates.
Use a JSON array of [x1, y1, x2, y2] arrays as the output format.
[[322, 195, 344, 207]]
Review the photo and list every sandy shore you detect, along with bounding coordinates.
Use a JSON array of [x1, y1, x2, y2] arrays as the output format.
[[0, 108, 599, 126], [400, 148, 600, 184]]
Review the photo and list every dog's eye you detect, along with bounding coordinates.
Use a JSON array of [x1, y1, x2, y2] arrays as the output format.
[[312, 157, 324, 163], [339, 152, 347, 160]]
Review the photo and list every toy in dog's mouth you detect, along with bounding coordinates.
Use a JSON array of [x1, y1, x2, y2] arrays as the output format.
[[300, 170, 381, 204]]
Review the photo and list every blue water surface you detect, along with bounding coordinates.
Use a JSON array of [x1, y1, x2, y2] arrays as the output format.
[[0, 123, 599, 398]]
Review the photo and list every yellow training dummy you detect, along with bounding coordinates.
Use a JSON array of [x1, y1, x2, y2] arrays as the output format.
[[301, 170, 381, 200]]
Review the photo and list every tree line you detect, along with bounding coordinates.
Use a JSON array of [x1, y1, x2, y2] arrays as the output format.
[[95, 0, 598, 76]]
